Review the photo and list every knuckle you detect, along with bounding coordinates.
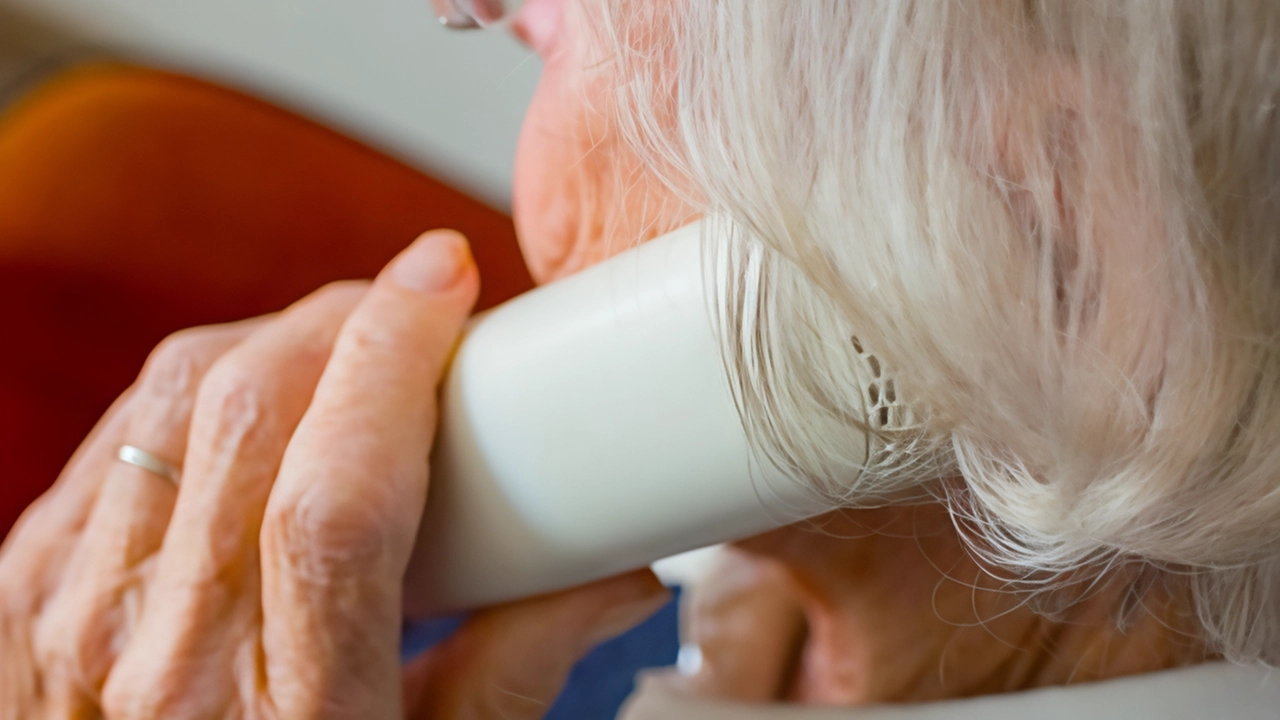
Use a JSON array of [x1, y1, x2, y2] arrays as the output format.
[[101, 647, 195, 720], [295, 279, 369, 321], [140, 330, 221, 402], [0, 498, 55, 575], [195, 362, 273, 449], [339, 321, 407, 363], [313, 278, 370, 301], [100, 632, 211, 720], [30, 604, 65, 666], [263, 488, 393, 581], [31, 597, 101, 692], [343, 318, 397, 350], [32, 561, 140, 687]]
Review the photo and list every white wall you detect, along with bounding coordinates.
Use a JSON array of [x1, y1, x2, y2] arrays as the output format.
[[0, 0, 541, 210]]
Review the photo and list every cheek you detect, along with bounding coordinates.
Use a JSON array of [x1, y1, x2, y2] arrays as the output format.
[[511, 58, 607, 284], [511, 20, 698, 284]]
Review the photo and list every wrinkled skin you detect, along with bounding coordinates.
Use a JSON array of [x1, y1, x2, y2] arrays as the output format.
[[511, 0, 1206, 705], [0, 233, 668, 719], [677, 509, 1203, 704], [0, 0, 1206, 718]]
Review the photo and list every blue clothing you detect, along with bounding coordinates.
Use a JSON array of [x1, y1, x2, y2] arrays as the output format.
[[402, 589, 681, 720]]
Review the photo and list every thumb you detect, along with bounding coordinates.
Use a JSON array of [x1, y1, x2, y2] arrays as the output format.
[[403, 570, 670, 720]]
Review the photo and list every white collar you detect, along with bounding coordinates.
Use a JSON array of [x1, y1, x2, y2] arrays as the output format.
[[620, 662, 1280, 720]]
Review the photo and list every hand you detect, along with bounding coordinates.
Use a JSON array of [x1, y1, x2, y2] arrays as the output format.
[[0, 230, 669, 720], [670, 506, 1207, 705]]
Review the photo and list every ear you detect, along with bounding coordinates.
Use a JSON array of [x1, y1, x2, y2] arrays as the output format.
[[989, 67, 1085, 253], [976, 58, 1173, 408], [978, 63, 1105, 334]]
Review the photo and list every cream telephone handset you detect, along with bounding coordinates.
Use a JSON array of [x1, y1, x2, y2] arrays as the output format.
[[402, 221, 837, 617]]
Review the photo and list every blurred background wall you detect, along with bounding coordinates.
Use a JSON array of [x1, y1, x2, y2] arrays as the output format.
[[0, 0, 540, 210]]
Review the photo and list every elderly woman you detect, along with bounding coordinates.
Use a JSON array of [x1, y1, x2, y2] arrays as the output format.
[[3, 0, 1279, 717]]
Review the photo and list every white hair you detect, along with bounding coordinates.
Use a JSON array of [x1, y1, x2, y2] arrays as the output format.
[[585, 1, 1280, 664]]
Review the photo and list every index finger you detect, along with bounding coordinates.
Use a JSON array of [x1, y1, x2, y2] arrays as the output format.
[[260, 230, 479, 716]]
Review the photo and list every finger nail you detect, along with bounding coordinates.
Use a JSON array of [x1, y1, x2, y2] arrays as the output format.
[[388, 231, 470, 293]]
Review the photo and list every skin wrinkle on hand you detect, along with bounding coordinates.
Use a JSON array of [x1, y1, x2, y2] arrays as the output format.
[[0, 229, 669, 718]]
